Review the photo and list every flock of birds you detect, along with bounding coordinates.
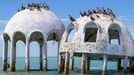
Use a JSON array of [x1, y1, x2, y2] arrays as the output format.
[[69, 7, 116, 22], [18, 3, 49, 12], [17, 4, 115, 22]]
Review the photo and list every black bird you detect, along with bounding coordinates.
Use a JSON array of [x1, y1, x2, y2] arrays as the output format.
[[88, 10, 93, 15], [80, 11, 84, 17], [103, 9, 107, 15], [21, 4, 25, 10], [113, 14, 116, 18], [69, 15, 76, 22], [90, 16, 95, 21], [46, 6, 49, 10], [87, 14, 89, 17], [36, 4, 41, 11], [28, 4, 31, 8], [101, 7, 105, 14], [109, 9, 115, 18], [18, 8, 20, 12], [44, 3, 49, 10], [110, 9, 114, 14], [107, 8, 111, 14], [93, 9, 96, 14], [83, 11, 87, 16]]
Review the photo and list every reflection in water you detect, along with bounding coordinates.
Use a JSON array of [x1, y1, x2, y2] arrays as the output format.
[[1, 70, 133, 75]]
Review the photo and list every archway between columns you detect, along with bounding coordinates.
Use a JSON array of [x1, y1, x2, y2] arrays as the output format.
[[29, 31, 44, 71], [29, 41, 40, 70], [16, 41, 25, 70], [47, 32, 60, 71]]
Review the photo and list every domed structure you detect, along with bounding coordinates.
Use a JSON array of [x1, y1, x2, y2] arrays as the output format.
[[4, 9, 64, 39], [58, 8, 134, 74], [2, 3, 64, 72]]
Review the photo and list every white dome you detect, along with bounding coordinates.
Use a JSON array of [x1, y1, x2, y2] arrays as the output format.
[[60, 13, 134, 57], [4, 9, 64, 39]]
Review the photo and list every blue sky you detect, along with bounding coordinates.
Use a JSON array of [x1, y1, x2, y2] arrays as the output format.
[[0, 0, 134, 57]]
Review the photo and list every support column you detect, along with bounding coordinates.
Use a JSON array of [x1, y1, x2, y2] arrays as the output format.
[[81, 53, 86, 74], [2, 40, 8, 71], [10, 39, 15, 72], [129, 58, 134, 72], [86, 57, 90, 72], [70, 53, 74, 70], [61, 56, 65, 72], [57, 41, 60, 59], [64, 52, 70, 74], [14, 43, 16, 70], [43, 42, 47, 71], [58, 53, 62, 73], [25, 39, 30, 71], [102, 54, 108, 75], [57, 41, 60, 70], [40, 45, 43, 71], [123, 56, 128, 73], [117, 58, 122, 70]]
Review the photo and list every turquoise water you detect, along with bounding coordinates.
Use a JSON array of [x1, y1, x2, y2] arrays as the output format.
[[0, 57, 134, 75]]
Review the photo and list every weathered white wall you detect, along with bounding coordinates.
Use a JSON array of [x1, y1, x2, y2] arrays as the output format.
[[60, 14, 134, 57]]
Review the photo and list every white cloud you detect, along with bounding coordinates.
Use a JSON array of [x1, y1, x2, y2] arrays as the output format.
[[0, 20, 8, 25]]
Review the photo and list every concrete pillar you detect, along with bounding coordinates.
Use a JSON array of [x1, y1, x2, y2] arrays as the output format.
[[58, 53, 62, 73], [102, 54, 108, 75], [25, 39, 30, 71], [129, 58, 134, 72], [123, 56, 128, 73], [14, 43, 16, 70], [61, 56, 65, 72], [57, 41, 60, 58], [57, 41, 60, 70], [64, 52, 70, 74], [81, 53, 86, 74], [109, 39, 111, 44], [86, 57, 90, 71], [2, 40, 8, 71], [117, 58, 122, 70], [40, 45, 43, 71], [43, 42, 47, 71], [10, 39, 15, 72], [70, 53, 74, 70]]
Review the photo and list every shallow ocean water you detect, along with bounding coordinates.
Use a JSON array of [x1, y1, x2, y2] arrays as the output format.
[[0, 57, 134, 75]]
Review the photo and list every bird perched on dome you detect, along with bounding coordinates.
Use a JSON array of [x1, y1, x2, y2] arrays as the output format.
[[69, 15, 76, 22], [80, 11, 84, 17], [21, 4, 26, 10], [88, 9, 93, 15], [83, 11, 87, 16]]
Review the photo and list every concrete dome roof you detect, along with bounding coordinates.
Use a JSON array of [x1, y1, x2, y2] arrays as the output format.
[[4, 8, 64, 39], [60, 9, 134, 57]]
